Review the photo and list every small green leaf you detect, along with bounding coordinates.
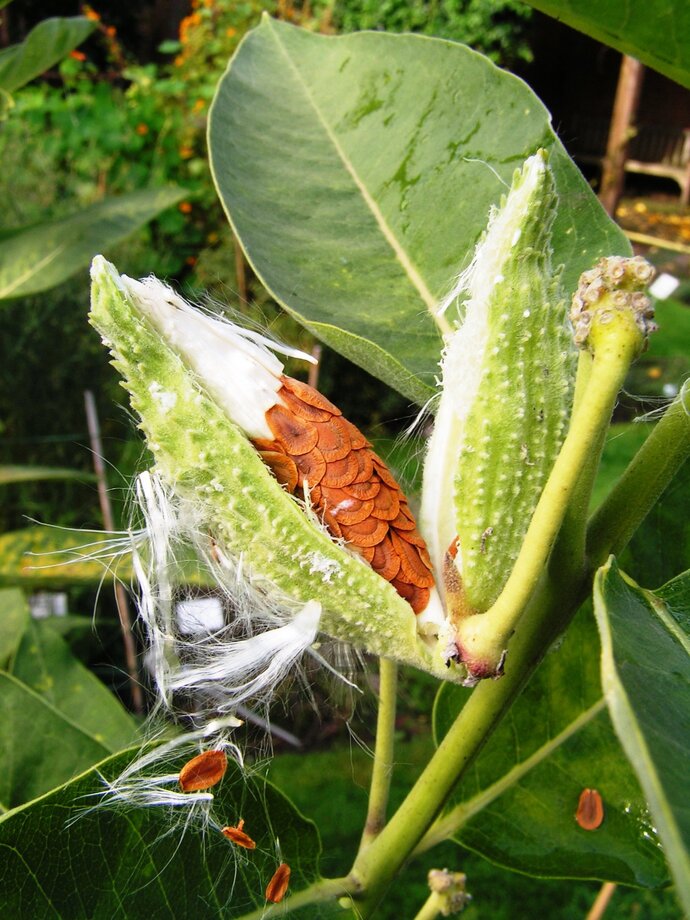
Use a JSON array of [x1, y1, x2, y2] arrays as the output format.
[[0, 464, 95, 486], [524, 0, 690, 89], [0, 588, 30, 669], [0, 188, 186, 300], [0, 749, 321, 917], [433, 604, 668, 886], [594, 559, 690, 914], [209, 18, 627, 405], [10, 619, 136, 752], [0, 17, 96, 93]]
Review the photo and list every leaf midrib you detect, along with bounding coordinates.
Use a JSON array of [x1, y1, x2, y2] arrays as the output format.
[[266, 19, 451, 338]]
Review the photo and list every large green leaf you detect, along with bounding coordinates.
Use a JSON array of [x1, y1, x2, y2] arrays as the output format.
[[0, 587, 29, 668], [0, 748, 322, 918], [594, 559, 690, 914], [524, 0, 690, 90], [209, 17, 627, 406], [0, 187, 185, 300], [0, 464, 95, 486], [0, 17, 96, 93], [433, 604, 667, 886]]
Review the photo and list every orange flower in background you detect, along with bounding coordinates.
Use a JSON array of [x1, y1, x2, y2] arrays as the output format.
[[82, 6, 100, 22], [192, 98, 206, 113], [135, 123, 149, 136], [179, 202, 193, 214], [70, 50, 87, 61], [179, 146, 194, 159], [226, 26, 237, 37], [105, 25, 117, 37]]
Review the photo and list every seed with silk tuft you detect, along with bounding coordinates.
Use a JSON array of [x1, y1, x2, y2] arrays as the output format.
[[178, 749, 227, 792], [265, 862, 291, 902]]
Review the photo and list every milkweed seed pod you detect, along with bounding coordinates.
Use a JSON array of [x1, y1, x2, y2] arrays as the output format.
[[422, 150, 575, 625], [89, 257, 460, 686]]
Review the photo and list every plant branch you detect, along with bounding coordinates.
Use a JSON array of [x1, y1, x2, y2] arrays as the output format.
[[359, 657, 398, 850], [585, 882, 618, 920], [234, 876, 357, 920], [550, 349, 599, 570], [413, 697, 606, 856], [349, 567, 587, 915], [586, 383, 690, 567], [413, 891, 446, 920]]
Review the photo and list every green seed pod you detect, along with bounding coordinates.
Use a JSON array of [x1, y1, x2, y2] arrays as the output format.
[[89, 256, 462, 683], [421, 151, 575, 621]]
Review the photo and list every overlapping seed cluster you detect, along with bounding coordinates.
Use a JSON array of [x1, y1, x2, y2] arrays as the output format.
[[252, 375, 435, 614]]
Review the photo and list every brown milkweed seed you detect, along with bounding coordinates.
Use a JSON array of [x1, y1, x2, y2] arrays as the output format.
[[575, 788, 604, 830], [254, 375, 435, 615], [221, 819, 257, 849], [178, 749, 227, 792], [265, 862, 291, 903]]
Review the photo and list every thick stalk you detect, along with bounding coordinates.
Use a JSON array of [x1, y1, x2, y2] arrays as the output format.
[[359, 658, 398, 850], [413, 892, 446, 920], [456, 328, 636, 672], [587, 384, 690, 566], [551, 349, 597, 569], [350, 566, 585, 915]]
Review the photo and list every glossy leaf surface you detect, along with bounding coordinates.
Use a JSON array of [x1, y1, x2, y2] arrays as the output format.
[[594, 560, 690, 913], [524, 0, 690, 89], [210, 18, 627, 405], [0, 749, 321, 918], [0, 188, 185, 300], [433, 605, 667, 886]]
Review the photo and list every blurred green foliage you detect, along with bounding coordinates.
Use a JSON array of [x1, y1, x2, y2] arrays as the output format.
[[332, 0, 533, 64]]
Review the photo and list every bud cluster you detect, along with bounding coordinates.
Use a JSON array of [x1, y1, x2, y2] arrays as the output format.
[[570, 256, 656, 350]]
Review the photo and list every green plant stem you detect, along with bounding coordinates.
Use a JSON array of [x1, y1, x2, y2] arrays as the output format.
[[359, 657, 398, 850], [349, 567, 584, 915], [234, 876, 357, 920], [265, 382, 690, 919], [413, 891, 446, 920], [456, 335, 635, 668], [552, 349, 598, 569], [587, 384, 690, 567]]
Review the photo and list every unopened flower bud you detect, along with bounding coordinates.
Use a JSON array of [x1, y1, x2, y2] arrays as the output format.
[[570, 256, 657, 352]]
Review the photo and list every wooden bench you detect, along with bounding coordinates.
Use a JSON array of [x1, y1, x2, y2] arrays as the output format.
[[565, 116, 690, 204]]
